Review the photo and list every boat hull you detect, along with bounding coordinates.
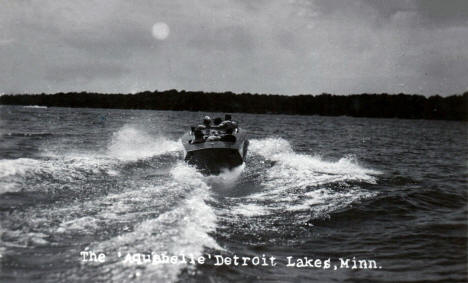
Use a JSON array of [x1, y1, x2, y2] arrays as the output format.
[[182, 128, 248, 175], [185, 147, 244, 174]]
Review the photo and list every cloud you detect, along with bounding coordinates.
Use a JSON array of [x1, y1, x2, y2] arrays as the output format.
[[0, 0, 467, 95]]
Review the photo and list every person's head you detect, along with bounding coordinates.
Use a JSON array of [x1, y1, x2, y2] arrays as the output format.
[[213, 117, 222, 126], [203, 116, 211, 126], [224, 114, 232, 121]]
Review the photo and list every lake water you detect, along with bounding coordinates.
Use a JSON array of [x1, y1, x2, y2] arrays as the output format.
[[0, 105, 467, 282]]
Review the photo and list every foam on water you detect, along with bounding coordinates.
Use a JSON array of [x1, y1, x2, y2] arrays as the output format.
[[0, 155, 117, 193], [2, 160, 221, 282], [86, 162, 221, 282], [0, 158, 60, 193], [0, 125, 184, 194], [228, 137, 380, 218], [1, 126, 379, 281], [56, 216, 101, 234], [204, 163, 245, 188], [250, 137, 379, 182], [0, 158, 42, 179], [23, 105, 47, 109], [1, 106, 465, 282], [231, 203, 269, 217], [107, 124, 182, 161]]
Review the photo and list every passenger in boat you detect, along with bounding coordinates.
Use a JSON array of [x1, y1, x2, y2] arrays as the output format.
[[205, 118, 223, 142], [206, 135, 221, 141], [203, 116, 212, 128], [191, 126, 206, 144], [213, 117, 223, 126], [206, 114, 236, 141], [218, 120, 237, 133], [195, 114, 238, 143], [200, 116, 213, 135], [206, 120, 222, 141], [206, 117, 223, 136]]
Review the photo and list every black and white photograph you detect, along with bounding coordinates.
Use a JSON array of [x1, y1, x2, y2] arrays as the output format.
[[0, 0, 467, 282]]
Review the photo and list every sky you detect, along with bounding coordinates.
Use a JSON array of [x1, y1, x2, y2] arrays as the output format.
[[1, 0, 467, 96]]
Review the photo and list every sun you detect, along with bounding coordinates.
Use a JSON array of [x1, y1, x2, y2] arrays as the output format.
[[152, 22, 170, 40]]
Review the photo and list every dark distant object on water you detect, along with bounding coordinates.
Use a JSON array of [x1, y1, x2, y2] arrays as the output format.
[[182, 114, 248, 175]]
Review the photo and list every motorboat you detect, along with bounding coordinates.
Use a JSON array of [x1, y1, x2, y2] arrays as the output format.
[[181, 122, 248, 175]]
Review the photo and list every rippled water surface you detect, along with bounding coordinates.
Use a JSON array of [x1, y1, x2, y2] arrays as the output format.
[[0, 105, 467, 282]]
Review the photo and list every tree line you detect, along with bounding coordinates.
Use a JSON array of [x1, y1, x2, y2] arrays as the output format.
[[1, 90, 467, 120]]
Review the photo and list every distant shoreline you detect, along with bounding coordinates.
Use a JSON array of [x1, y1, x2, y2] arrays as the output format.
[[1, 91, 467, 121]]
